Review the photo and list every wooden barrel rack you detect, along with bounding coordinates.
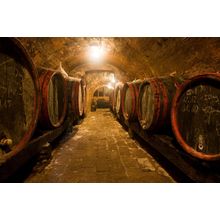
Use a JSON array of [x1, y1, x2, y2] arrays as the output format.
[[117, 116, 220, 182], [0, 118, 70, 182], [0, 38, 87, 181], [115, 73, 220, 182]]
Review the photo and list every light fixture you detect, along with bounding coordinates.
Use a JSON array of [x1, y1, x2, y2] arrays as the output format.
[[88, 43, 105, 62], [106, 83, 114, 90], [110, 74, 116, 83]]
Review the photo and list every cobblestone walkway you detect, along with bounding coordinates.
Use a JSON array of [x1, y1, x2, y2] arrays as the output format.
[[26, 109, 174, 183]]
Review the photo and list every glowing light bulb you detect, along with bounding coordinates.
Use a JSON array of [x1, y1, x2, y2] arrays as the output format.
[[89, 45, 104, 62], [106, 83, 114, 89], [111, 76, 116, 83]]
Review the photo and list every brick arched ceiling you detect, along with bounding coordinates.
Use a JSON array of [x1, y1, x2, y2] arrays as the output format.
[[19, 37, 220, 80]]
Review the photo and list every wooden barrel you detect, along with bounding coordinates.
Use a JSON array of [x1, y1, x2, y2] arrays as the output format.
[[171, 73, 220, 161], [109, 90, 114, 111], [82, 81, 87, 117], [39, 70, 67, 128], [113, 82, 124, 117], [138, 76, 181, 131], [121, 80, 142, 121], [0, 38, 41, 160], [67, 77, 84, 118]]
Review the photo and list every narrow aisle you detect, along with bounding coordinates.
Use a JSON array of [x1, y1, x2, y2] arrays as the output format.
[[26, 109, 174, 183]]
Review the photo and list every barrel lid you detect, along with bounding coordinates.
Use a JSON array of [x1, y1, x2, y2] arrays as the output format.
[[0, 38, 40, 160], [171, 73, 220, 160], [138, 80, 155, 130]]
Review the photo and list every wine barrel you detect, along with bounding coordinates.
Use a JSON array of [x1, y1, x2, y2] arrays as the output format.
[[113, 82, 124, 117], [171, 73, 220, 161], [67, 77, 84, 118], [39, 70, 67, 128], [138, 76, 181, 131], [109, 90, 114, 111], [0, 38, 40, 160], [82, 81, 87, 117], [121, 80, 142, 121]]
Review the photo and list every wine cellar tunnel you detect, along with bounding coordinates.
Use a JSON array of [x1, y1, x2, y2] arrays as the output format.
[[1, 37, 220, 182]]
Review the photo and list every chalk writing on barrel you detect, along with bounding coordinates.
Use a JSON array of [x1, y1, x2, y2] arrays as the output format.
[[202, 106, 220, 124], [191, 104, 199, 113], [0, 85, 23, 109]]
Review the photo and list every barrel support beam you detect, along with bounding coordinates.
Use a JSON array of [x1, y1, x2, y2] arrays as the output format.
[[117, 116, 220, 182], [0, 118, 70, 182]]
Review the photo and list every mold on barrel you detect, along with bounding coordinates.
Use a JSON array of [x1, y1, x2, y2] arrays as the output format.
[[171, 73, 220, 160], [38, 70, 67, 129], [0, 38, 40, 160]]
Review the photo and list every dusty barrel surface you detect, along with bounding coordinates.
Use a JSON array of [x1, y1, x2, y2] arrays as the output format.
[[39, 70, 67, 128], [171, 73, 220, 161], [138, 76, 181, 131], [67, 77, 85, 118], [113, 83, 124, 117], [121, 80, 142, 121], [0, 38, 40, 159]]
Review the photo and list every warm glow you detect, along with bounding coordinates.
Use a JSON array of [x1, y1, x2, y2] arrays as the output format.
[[106, 83, 114, 90], [110, 74, 116, 83], [89, 45, 105, 62]]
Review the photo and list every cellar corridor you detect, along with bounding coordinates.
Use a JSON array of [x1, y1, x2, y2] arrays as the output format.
[[25, 109, 174, 183], [1, 37, 220, 183]]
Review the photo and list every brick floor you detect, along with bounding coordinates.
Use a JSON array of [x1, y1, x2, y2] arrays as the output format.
[[26, 109, 175, 183]]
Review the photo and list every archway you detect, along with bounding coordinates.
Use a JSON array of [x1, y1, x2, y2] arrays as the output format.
[[91, 85, 114, 111]]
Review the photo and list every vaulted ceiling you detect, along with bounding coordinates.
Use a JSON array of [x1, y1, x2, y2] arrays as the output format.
[[19, 37, 220, 81]]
